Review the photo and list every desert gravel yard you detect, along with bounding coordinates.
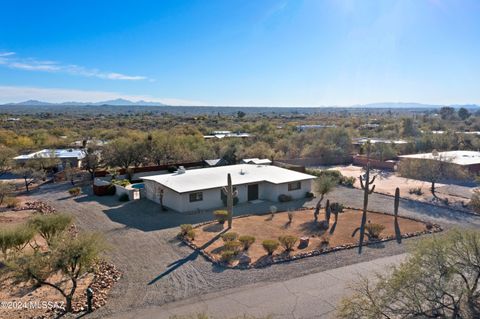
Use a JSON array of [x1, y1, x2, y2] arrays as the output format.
[[327, 165, 475, 204], [26, 182, 480, 318]]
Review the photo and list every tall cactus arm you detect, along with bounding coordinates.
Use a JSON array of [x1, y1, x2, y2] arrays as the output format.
[[369, 185, 376, 194], [359, 175, 365, 189], [369, 175, 377, 185]]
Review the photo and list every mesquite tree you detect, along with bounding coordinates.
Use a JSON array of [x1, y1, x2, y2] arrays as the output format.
[[222, 174, 238, 229]]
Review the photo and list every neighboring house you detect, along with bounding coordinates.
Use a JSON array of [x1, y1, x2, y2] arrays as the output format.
[[241, 158, 272, 165], [203, 130, 251, 139], [14, 149, 86, 169], [352, 137, 408, 145], [142, 164, 315, 212], [399, 150, 480, 173], [296, 124, 336, 132], [204, 158, 229, 167]]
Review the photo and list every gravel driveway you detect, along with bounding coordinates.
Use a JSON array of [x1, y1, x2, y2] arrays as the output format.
[[27, 183, 480, 318]]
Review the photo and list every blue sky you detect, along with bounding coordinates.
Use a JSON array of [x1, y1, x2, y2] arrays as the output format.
[[0, 0, 479, 106]]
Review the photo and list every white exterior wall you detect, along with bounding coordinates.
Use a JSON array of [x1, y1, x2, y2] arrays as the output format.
[[144, 179, 312, 213]]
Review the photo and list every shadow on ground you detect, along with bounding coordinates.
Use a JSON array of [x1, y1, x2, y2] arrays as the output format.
[[102, 197, 313, 232]]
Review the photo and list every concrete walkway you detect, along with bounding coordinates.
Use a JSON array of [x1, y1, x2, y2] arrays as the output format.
[[116, 254, 407, 319]]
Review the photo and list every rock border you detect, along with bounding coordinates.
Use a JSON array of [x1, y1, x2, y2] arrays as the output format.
[[181, 207, 443, 269]]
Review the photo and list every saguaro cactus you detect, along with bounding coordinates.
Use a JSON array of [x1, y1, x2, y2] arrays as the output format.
[[325, 199, 331, 224], [394, 187, 401, 243], [353, 142, 376, 253], [222, 173, 238, 229]]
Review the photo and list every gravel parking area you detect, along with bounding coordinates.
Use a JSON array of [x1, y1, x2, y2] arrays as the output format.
[[26, 182, 480, 318]]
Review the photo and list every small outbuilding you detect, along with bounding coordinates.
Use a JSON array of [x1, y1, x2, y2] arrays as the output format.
[[142, 164, 315, 212]]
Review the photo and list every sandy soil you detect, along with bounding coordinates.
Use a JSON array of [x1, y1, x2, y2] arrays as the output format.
[[329, 165, 473, 204], [194, 209, 427, 266], [21, 183, 480, 319]]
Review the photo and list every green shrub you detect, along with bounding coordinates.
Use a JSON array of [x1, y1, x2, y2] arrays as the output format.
[[4, 196, 20, 208], [118, 193, 129, 202], [186, 229, 196, 241], [68, 187, 81, 196], [220, 250, 236, 264], [213, 210, 228, 224], [28, 213, 73, 246], [238, 235, 255, 250], [0, 224, 35, 260], [278, 235, 298, 252], [278, 194, 292, 202], [330, 202, 344, 214], [365, 222, 386, 239], [262, 239, 279, 255], [112, 179, 131, 187], [224, 240, 242, 254], [221, 232, 238, 242], [307, 169, 343, 184], [340, 176, 356, 187], [178, 224, 193, 238], [305, 191, 314, 198]]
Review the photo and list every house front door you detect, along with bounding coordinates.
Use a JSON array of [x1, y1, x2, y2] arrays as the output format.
[[248, 184, 259, 201]]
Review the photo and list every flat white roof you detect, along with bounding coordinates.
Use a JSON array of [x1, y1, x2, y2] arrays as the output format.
[[142, 164, 315, 193], [14, 149, 86, 160], [399, 151, 480, 166]]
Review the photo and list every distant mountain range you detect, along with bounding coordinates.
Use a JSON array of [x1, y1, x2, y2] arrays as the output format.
[[5, 98, 166, 106], [0, 100, 479, 109]]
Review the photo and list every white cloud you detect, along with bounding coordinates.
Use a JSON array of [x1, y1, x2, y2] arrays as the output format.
[[0, 85, 206, 106], [0, 51, 149, 81]]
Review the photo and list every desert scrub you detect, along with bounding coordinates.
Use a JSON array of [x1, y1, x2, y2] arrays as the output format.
[[239, 235, 255, 250], [68, 187, 81, 196], [178, 224, 193, 238], [186, 229, 196, 241], [409, 187, 423, 195], [262, 239, 279, 255], [278, 235, 298, 252], [3, 196, 20, 208], [221, 232, 238, 242], [365, 221, 385, 239], [213, 210, 228, 224], [220, 250, 236, 264], [223, 240, 242, 254], [111, 179, 131, 187]]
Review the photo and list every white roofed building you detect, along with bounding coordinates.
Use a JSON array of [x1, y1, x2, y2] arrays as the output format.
[[142, 164, 315, 212], [14, 149, 86, 169], [399, 150, 480, 173]]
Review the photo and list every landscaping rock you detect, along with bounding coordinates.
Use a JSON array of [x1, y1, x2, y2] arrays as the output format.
[[298, 237, 309, 249]]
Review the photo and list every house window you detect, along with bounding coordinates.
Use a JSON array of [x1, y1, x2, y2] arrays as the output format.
[[189, 192, 203, 202], [288, 181, 301, 191]]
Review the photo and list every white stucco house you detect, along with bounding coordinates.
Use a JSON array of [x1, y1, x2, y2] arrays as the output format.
[[142, 164, 316, 212]]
